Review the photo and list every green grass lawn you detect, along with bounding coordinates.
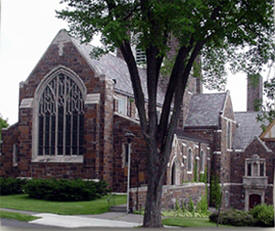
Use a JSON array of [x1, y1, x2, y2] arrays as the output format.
[[162, 217, 231, 228], [0, 194, 126, 215], [0, 210, 40, 222]]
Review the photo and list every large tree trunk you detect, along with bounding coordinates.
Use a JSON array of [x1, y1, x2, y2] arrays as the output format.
[[143, 149, 166, 227]]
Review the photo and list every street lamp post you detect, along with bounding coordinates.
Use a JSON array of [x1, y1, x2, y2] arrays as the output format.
[[125, 132, 135, 214]]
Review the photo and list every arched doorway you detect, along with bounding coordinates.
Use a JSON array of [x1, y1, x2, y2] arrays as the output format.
[[249, 194, 261, 209]]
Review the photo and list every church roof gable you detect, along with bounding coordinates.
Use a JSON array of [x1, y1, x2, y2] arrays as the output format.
[[70, 34, 165, 105], [185, 92, 227, 127], [233, 112, 263, 150]]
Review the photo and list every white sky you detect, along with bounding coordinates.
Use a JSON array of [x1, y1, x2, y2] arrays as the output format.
[[0, 0, 250, 125]]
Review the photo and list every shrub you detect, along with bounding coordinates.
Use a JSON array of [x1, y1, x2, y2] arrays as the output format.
[[187, 198, 195, 213], [196, 195, 208, 215], [209, 209, 255, 226], [24, 178, 110, 201], [0, 177, 27, 195], [249, 204, 274, 227], [210, 175, 221, 208]]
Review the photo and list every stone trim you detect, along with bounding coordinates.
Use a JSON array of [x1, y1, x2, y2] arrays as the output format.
[[85, 93, 101, 104], [32, 155, 83, 163], [19, 98, 33, 109], [114, 112, 140, 125], [32, 66, 87, 161], [213, 151, 221, 155], [130, 182, 205, 193]]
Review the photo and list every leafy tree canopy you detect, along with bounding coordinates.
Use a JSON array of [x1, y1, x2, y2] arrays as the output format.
[[0, 115, 8, 140]]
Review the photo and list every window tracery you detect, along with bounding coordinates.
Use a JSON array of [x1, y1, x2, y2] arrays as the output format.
[[38, 73, 84, 156]]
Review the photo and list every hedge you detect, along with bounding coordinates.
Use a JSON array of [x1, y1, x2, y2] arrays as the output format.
[[210, 205, 274, 227], [23, 178, 110, 201], [0, 177, 27, 195], [209, 209, 255, 226]]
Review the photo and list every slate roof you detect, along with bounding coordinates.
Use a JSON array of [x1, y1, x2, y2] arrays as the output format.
[[185, 93, 227, 127], [233, 112, 263, 150], [67, 32, 165, 105], [175, 129, 210, 144]]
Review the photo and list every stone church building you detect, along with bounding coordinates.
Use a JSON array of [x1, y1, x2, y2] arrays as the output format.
[[0, 30, 274, 211]]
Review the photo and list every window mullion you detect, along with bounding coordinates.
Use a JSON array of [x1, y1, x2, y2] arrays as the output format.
[[55, 77, 59, 156], [49, 114, 52, 155], [43, 115, 46, 156], [70, 114, 73, 155], [77, 114, 80, 155], [63, 77, 67, 156]]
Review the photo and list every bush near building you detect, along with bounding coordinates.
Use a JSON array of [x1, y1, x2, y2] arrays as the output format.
[[209, 205, 274, 227], [0, 177, 27, 195], [23, 178, 110, 201], [249, 204, 274, 227]]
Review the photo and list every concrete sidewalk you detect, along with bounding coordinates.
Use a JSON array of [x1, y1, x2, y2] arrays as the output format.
[[29, 213, 141, 228], [1, 208, 143, 228]]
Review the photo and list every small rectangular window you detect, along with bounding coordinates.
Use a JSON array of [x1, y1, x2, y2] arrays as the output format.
[[117, 96, 127, 115], [260, 163, 264, 176], [124, 143, 129, 166], [247, 163, 252, 176], [12, 144, 18, 167], [227, 121, 231, 149]]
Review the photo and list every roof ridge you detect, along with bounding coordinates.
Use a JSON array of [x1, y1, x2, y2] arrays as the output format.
[[234, 111, 259, 114], [193, 92, 227, 97]]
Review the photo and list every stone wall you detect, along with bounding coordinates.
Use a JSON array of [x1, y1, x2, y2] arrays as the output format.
[[129, 183, 206, 211]]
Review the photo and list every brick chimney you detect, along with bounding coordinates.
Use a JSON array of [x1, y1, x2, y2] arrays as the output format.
[[247, 74, 263, 112]]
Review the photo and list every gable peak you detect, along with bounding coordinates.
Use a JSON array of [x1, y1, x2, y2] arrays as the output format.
[[52, 29, 72, 45]]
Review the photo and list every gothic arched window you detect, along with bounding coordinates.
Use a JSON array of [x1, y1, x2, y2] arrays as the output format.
[[37, 72, 84, 156]]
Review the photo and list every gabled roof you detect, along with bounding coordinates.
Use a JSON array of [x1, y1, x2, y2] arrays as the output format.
[[184, 92, 227, 127], [233, 112, 263, 150], [53, 30, 165, 105]]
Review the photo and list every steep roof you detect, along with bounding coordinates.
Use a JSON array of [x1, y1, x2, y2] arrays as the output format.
[[233, 112, 263, 150], [185, 93, 227, 127], [53, 30, 165, 105]]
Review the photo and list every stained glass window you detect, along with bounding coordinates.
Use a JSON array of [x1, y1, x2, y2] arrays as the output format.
[[38, 73, 84, 155]]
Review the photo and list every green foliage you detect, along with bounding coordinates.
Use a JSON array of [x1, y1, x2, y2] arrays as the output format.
[[0, 115, 8, 140], [249, 204, 274, 227], [0, 177, 27, 195], [57, 0, 275, 91], [209, 210, 255, 226], [257, 76, 275, 128], [162, 217, 230, 228], [162, 209, 208, 218], [187, 197, 195, 213], [196, 195, 208, 215], [210, 175, 221, 208], [199, 168, 207, 183], [23, 178, 110, 201], [192, 59, 201, 78], [0, 194, 126, 215]]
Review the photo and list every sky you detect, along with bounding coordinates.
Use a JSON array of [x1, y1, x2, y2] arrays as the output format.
[[0, 0, 266, 125]]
